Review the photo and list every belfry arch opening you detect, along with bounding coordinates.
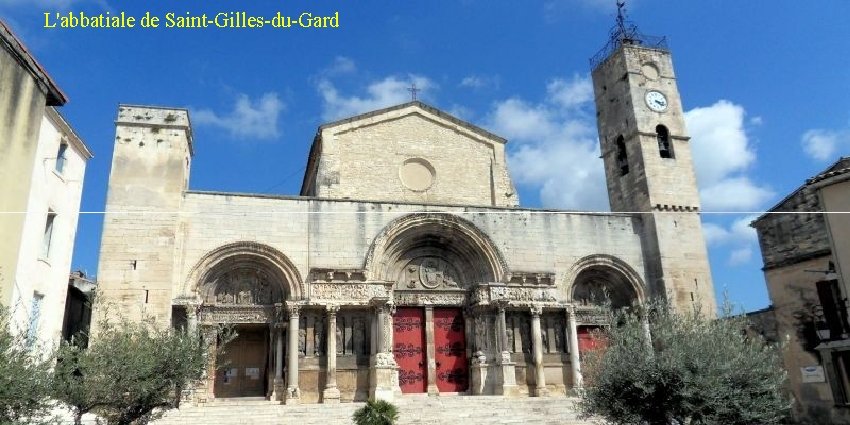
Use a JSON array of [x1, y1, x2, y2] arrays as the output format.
[[656, 125, 673, 159]]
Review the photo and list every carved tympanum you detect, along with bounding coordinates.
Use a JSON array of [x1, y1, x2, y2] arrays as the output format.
[[396, 256, 461, 290], [206, 268, 283, 305]]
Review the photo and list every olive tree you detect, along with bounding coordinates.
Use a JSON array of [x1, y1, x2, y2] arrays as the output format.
[[0, 306, 55, 424], [52, 317, 231, 425], [577, 301, 791, 425]]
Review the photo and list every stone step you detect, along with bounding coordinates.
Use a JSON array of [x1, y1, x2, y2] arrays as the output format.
[[151, 396, 593, 425]]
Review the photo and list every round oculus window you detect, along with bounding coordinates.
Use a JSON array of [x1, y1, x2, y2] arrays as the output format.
[[399, 158, 435, 191]]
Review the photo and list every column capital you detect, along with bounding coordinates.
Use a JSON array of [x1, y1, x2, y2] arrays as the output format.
[[530, 304, 544, 317], [326, 304, 340, 315], [286, 302, 302, 318]]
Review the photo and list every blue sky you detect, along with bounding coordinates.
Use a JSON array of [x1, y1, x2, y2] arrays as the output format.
[[3, 0, 849, 312]]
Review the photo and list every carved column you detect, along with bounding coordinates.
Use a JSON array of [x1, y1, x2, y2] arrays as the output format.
[[530, 305, 548, 397], [496, 303, 518, 396], [285, 303, 301, 404], [370, 301, 398, 402], [424, 306, 439, 396], [567, 306, 582, 391], [323, 305, 341, 403]]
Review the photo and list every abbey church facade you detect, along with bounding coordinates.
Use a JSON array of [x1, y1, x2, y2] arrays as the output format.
[[94, 32, 716, 405]]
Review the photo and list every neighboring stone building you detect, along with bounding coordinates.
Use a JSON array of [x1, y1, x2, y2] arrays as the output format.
[[62, 270, 96, 346], [93, 20, 716, 405], [0, 20, 93, 348], [752, 157, 850, 424]]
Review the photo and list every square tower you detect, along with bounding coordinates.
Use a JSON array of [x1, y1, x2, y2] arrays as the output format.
[[590, 17, 716, 314]]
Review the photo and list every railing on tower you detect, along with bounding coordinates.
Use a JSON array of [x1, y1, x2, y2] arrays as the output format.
[[589, 0, 669, 70]]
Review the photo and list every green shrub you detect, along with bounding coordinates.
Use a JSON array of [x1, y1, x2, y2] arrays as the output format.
[[352, 399, 399, 425]]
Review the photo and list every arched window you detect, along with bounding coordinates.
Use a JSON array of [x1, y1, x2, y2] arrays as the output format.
[[656, 125, 673, 158], [615, 135, 629, 175]]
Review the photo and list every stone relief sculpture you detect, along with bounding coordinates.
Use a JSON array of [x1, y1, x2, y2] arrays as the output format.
[[520, 316, 531, 354], [506, 318, 516, 353], [314, 316, 325, 356], [353, 317, 368, 355], [210, 268, 280, 305], [541, 319, 550, 353], [336, 318, 343, 355], [396, 256, 463, 290], [554, 316, 565, 353]]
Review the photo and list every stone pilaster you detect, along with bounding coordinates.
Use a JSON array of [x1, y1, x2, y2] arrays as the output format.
[[567, 306, 582, 392], [530, 305, 548, 397], [322, 305, 341, 403], [273, 327, 284, 401], [496, 303, 519, 396], [285, 303, 301, 404], [424, 306, 439, 396]]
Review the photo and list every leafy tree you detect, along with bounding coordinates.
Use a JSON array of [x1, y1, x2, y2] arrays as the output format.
[[52, 317, 232, 425], [353, 399, 400, 425], [577, 301, 791, 425], [0, 306, 55, 424]]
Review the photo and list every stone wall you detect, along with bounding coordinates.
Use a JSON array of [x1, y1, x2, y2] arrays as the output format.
[[752, 187, 830, 270], [305, 103, 517, 208], [175, 192, 647, 305]]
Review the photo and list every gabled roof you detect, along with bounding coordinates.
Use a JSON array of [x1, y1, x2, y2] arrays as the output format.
[[319, 101, 507, 144], [0, 20, 66, 106], [752, 157, 850, 224], [808, 156, 850, 186]]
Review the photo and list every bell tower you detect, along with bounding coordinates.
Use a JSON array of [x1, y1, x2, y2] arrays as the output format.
[[590, 2, 716, 314]]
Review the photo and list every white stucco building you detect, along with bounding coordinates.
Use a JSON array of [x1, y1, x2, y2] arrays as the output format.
[[0, 21, 93, 348]]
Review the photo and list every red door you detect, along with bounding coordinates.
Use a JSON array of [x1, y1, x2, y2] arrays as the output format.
[[577, 326, 607, 357], [393, 308, 426, 393], [434, 308, 468, 392]]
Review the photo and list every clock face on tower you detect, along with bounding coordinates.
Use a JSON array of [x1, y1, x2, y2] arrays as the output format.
[[645, 90, 668, 112]]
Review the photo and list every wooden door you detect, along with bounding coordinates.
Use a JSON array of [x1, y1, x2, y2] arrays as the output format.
[[214, 328, 268, 398], [393, 308, 426, 393], [434, 308, 468, 392], [577, 325, 607, 357]]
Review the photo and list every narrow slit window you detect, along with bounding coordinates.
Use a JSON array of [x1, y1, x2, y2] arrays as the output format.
[[41, 211, 56, 259], [55, 142, 68, 174], [615, 135, 629, 175], [656, 125, 673, 158]]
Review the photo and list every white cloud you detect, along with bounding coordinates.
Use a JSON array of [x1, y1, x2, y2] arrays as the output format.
[[802, 129, 850, 161], [325, 56, 356, 76], [728, 246, 753, 266], [547, 74, 594, 109], [701, 215, 759, 266], [460, 75, 500, 90], [318, 75, 434, 121], [487, 75, 610, 211], [685, 100, 774, 211], [192, 92, 284, 140]]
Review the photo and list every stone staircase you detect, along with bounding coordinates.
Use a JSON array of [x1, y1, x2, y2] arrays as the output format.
[[153, 396, 594, 425]]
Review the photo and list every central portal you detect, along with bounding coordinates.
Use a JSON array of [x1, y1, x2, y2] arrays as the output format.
[[393, 307, 469, 394], [214, 326, 269, 398]]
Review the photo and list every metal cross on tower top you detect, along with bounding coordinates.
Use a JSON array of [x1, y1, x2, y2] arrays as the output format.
[[407, 83, 420, 101], [616, 1, 627, 34]]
